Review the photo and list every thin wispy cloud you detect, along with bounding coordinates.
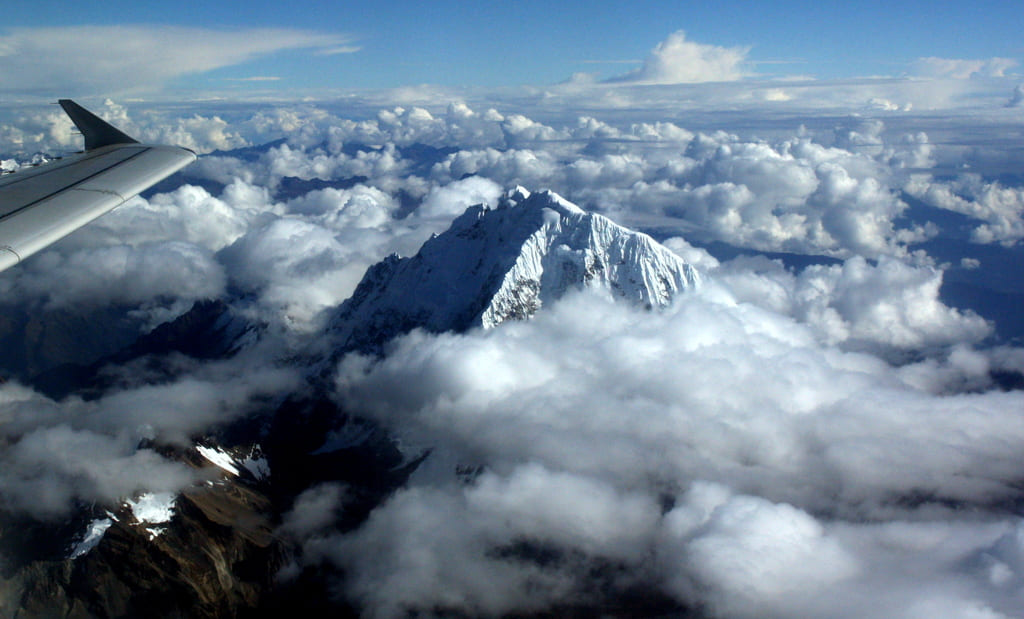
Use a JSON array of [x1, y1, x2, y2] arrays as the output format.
[[0, 26, 355, 96], [751, 58, 809, 66], [911, 56, 1018, 79], [316, 45, 363, 56], [580, 59, 643, 65], [224, 76, 283, 82]]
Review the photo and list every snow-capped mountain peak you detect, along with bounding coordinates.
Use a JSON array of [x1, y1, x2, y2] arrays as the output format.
[[329, 187, 701, 352], [497, 185, 583, 217]]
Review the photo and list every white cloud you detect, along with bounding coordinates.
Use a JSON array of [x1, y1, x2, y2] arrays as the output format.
[[0, 26, 353, 95], [610, 31, 750, 84], [143, 114, 249, 154], [328, 283, 1024, 615], [337, 284, 1015, 504], [406, 112, 950, 258], [417, 176, 503, 219], [88, 181, 274, 253], [1, 97, 979, 268], [0, 348, 300, 518], [313, 483, 565, 617], [905, 174, 1024, 245], [0, 106, 78, 153], [216, 196, 421, 332], [715, 255, 992, 353], [6, 241, 226, 312], [309, 463, 665, 617], [281, 483, 347, 537], [287, 184, 399, 229], [762, 88, 793, 102], [662, 237, 722, 271], [662, 485, 858, 617], [315, 46, 362, 56], [0, 423, 197, 519], [219, 217, 360, 330]]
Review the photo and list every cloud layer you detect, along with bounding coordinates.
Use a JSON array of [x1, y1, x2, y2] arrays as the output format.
[[328, 284, 1023, 617], [0, 86, 1021, 615], [912, 57, 1018, 79]]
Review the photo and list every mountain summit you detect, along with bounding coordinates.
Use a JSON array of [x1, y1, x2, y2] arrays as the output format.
[[329, 186, 701, 352]]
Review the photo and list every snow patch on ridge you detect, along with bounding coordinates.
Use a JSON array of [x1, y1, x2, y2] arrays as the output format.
[[127, 492, 176, 524], [70, 518, 113, 559], [197, 444, 241, 476], [125, 492, 176, 540], [197, 444, 270, 480]]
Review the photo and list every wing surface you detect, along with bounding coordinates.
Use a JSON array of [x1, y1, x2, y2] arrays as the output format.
[[0, 100, 196, 272]]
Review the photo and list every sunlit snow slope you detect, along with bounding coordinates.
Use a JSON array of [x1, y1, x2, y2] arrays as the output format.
[[329, 187, 701, 352]]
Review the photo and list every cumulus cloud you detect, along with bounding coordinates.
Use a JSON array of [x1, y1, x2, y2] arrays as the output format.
[[102, 181, 274, 252], [219, 217, 363, 330], [0, 99, 248, 156], [0, 26, 354, 96], [85, 357, 301, 442], [417, 176, 503, 219], [0, 105, 78, 154], [661, 485, 858, 617], [287, 185, 398, 228], [72, 99, 252, 154], [142, 114, 249, 154], [0, 97, 1002, 345], [713, 255, 991, 353], [217, 184, 419, 332], [281, 483, 347, 538], [336, 286, 1015, 507], [6, 242, 226, 311], [321, 464, 665, 617], [905, 174, 1024, 245], [408, 112, 950, 258], [609, 31, 750, 84], [329, 284, 1024, 616]]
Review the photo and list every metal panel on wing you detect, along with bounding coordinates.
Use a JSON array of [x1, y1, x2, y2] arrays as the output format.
[[0, 101, 196, 272]]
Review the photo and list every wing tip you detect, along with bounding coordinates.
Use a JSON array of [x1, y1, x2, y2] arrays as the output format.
[[58, 99, 140, 151]]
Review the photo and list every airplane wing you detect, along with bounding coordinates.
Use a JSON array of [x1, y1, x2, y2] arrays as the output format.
[[0, 100, 196, 273]]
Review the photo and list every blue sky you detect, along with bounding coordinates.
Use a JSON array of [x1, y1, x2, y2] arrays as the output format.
[[2, 0, 1022, 95]]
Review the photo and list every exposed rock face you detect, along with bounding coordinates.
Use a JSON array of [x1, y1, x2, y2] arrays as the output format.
[[0, 457, 283, 619], [328, 187, 700, 353], [30, 299, 261, 400], [0, 305, 142, 380]]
